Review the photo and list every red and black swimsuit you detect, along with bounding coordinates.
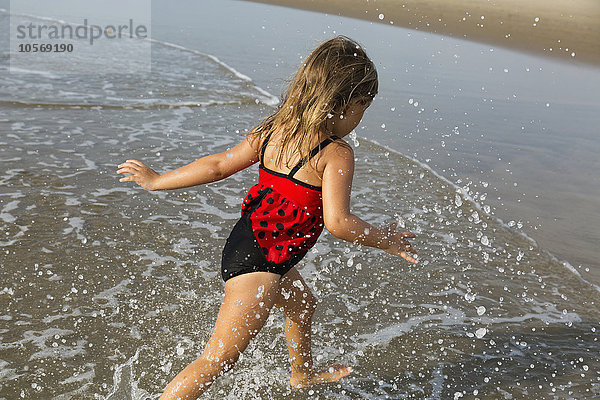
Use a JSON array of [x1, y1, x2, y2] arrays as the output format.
[[221, 133, 339, 282]]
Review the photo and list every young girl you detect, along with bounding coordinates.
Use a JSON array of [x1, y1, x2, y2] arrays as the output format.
[[117, 35, 417, 399]]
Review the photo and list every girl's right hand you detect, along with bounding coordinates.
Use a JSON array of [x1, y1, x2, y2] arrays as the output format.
[[117, 159, 161, 191], [383, 221, 418, 263]]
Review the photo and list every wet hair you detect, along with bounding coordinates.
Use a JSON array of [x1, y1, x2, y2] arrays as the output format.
[[248, 35, 378, 170]]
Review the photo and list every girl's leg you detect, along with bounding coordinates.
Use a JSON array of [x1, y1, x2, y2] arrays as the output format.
[[159, 271, 280, 400], [273, 267, 352, 389]]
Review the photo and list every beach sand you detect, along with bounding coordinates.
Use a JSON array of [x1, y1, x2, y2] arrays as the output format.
[[243, 0, 600, 66]]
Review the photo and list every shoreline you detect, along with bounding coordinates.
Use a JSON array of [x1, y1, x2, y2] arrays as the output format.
[[242, 0, 600, 66]]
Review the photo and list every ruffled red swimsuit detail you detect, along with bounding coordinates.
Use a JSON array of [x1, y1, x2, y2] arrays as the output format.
[[241, 165, 324, 264]]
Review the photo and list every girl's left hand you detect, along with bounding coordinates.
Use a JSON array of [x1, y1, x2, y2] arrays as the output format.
[[383, 221, 418, 263], [117, 159, 161, 191]]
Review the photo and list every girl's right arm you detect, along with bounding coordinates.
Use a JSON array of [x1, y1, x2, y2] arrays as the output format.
[[117, 136, 260, 191], [322, 144, 418, 263]]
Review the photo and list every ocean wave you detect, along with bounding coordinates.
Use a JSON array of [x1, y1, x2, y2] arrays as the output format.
[[0, 98, 256, 110], [148, 39, 279, 107], [1, 9, 280, 108], [6, 67, 61, 79]]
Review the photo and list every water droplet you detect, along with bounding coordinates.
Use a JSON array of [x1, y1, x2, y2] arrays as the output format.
[[349, 130, 360, 146], [454, 193, 463, 207], [292, 280, 304, 291], [256, 285, 264, 298]]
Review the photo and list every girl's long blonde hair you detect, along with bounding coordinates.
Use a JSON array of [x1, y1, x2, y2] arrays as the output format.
[[248, 35, 378, 170]]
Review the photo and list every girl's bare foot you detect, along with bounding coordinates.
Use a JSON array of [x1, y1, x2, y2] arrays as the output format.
[[290, 364, 353, 389]]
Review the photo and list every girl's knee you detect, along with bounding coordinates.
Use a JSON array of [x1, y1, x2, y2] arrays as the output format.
[[200, 349, 240, 377], [202, 339, 244, 368]]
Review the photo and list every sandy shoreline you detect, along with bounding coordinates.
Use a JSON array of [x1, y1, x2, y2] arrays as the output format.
[[242, 0, 600, 66]]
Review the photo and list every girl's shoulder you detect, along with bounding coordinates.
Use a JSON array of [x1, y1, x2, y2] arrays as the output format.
[[326, 136, 354, 158], [244, 130, 263, 152], [317, 136, 354, 171]]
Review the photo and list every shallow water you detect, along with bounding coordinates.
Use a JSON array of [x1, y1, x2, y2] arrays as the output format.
[[148, 0, 600, 281], [1, 6, 600, 400]]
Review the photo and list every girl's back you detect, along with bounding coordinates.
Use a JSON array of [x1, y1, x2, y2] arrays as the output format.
[[258, 128, 344, 189]]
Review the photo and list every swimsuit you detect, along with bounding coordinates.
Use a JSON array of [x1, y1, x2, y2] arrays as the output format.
[[221, 133, 339, 282]]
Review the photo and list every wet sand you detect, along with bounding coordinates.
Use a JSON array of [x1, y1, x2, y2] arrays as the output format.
[[243, 0, 600, 66]]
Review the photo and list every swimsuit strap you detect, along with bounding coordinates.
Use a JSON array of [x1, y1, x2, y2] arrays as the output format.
[[288, 135, 340, 178], [260, 131, 273, 164]]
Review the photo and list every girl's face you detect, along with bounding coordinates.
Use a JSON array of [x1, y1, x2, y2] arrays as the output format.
[[327, 100, 371, 138]]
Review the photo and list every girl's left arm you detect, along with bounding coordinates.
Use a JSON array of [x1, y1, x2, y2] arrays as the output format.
[[117, 136, 259, 191], [322, 143, 418, 263]]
